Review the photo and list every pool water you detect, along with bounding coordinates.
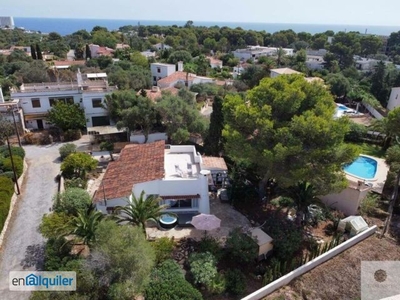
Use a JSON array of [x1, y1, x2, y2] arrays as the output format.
[[337, 104, 349, 111], [160, 214, 177, 224], [344, 156, 377, 180]]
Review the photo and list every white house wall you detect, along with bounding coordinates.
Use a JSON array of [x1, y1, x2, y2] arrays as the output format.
[[95, 197, 128, 214], [320, 187, 369, 216], [130, 132, 167, 144], [150, 63, 176, 85], [134, 175, 210, 214], [387, 87, 400, 111]]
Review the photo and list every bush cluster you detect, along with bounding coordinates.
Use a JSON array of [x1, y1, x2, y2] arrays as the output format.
[[59, 143, 77, 161], [225, 269, 246, 295], [0, 146, 25, 180], [145, 259, 203, 300], [189, 252, 218, 287], [150, 237, 175, 264]]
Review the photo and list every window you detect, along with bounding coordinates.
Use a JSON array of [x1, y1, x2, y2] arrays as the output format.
[[92, 98, 102, 108], [153, 76, 157, 81], [161, 198, 198, 209], [49, 97, 74, 107], [157, 67, 161, 73], [31, 98, 41, 108]]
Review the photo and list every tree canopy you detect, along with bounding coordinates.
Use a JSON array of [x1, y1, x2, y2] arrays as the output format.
[[223, 75, 359, 194], [47, 102, 86, 131]]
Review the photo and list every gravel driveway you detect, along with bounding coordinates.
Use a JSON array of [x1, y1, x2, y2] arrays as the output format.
[[0, 137, 91, 299]]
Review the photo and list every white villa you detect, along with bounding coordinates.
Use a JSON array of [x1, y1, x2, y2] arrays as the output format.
[[10, 71, 116, 129], [95, 141, 222, 223], [233, 46, 294, 62]]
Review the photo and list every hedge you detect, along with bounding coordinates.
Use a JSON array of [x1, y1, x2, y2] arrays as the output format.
[[0, 171, 15, 180], [0, 146, 25, 159], [3, 156, 23, 178], [0, 177, 14, 232]]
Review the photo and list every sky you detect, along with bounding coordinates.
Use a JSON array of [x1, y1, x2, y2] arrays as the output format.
[[2, 0, 400, 26]]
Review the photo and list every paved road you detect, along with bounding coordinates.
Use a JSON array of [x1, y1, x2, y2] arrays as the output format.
[[0, 137, 91, 299]]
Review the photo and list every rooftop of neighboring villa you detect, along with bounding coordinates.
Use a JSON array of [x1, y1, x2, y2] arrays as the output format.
[[164, 144, 203, 180], [270, 67, 302, 75]]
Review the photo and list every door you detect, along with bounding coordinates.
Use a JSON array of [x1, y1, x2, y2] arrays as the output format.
[[37, 119, 44, 130], [92, 116, 110, 127]]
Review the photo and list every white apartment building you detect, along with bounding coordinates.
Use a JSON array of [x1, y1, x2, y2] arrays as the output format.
[[95, 141, 212, 219], [10, 71, 116, 130], [150, 62, 177, 85], [0, 16, 14, 29]]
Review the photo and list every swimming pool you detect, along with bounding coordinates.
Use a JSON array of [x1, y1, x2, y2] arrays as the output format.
[[337, 104, 350, 111], [343, 155, 378, 180]]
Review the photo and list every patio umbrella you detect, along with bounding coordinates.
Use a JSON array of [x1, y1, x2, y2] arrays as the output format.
[[191, 214, 221, 232]]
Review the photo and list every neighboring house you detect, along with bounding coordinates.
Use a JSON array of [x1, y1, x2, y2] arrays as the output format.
[[141, 50, 156, 59], [0, 98, 25, 134], [66, 49, 75, 61], [150, 62, 177, 86], [94, 141, 212, 219], [387, 87, 400, 111], [53, 60, 86, 70], [354, 57, 379, 71], [233, 46, 294, 62], [154, 43, 172, 51], [306, 55, 325, 70], [137, 86, 179, 102], [207, 57, 223, 69], [116, 43, 130, 50], [10, 46, 31, 56], [10, 71, 116, 129], [232, 63, 250, 78], [89, 44, 115, 58], [270, 68, 302, 78]]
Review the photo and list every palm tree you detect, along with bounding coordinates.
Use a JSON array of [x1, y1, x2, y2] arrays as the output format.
[[276, 47, 287, 67], [288, 181, 318, 226], [114, 190, 168, 234], [67, 204, 104, 246], [370, 118, 392, 150], [100, 141, 115, 161]]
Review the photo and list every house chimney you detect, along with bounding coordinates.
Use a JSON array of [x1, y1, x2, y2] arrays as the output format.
[[0, 86, 4, 103], [177, 61, 184, 72]]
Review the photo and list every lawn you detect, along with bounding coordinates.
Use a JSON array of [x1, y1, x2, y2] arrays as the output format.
[[348, 142, 386, 159]]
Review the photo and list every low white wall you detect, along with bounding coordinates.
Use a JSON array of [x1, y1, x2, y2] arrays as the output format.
[[130, 132, 167, 144], [321, 187, 369, 216], [362, 102, 384, 120], [0, 159, 28, 249], [242, 225, 377, 300]]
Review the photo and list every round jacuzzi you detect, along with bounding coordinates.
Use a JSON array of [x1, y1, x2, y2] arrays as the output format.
[[159, 214, 178, 229]]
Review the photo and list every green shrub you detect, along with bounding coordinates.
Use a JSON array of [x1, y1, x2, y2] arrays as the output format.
[[198, 235, 222, 259], [0, 145, 25, 159], [64, 177, 87, 189], [0, 177, 14, 197], [0, 171, 15, 180], [263, 213, 303, 261], [151, 237, 175, 264], [53, 188, 91, 216], [271, 196, 294, 207], [59, 143, 77, 161], [61, 152, 98, 179], [360, 193, 379, 216], [3, 156, 23, 178], [63, 129, 81, 142], [145, 259, 203, 300], [345, 122, 367, 143], [208, 272, 226, 294], [189, 252, 217, 287], [225, 269, 246, 295], [225, 228, 258, 265]]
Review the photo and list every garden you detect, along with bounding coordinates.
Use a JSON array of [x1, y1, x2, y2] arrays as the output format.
[[0, 145, 25, 232]]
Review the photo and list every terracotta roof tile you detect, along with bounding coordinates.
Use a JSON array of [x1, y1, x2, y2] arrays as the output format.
[[158, 71, 195, 85], [94, 141, 165, 202]]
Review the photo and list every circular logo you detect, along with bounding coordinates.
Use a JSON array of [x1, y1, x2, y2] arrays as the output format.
[[374, 269, 387, 283]]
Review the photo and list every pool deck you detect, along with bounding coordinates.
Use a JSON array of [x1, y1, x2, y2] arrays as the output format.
[[345, 154, 389, 194]]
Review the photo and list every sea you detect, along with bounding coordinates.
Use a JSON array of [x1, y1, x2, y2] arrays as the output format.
[[13, 17, 400, 37]]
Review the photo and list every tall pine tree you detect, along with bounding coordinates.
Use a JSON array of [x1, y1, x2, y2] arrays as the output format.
[[85, 44, 92, 60], [370, 61, 389, 107], [204, 95, 224, 156], [30, 44, 37, 60], [36, 43, 43, 60]]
